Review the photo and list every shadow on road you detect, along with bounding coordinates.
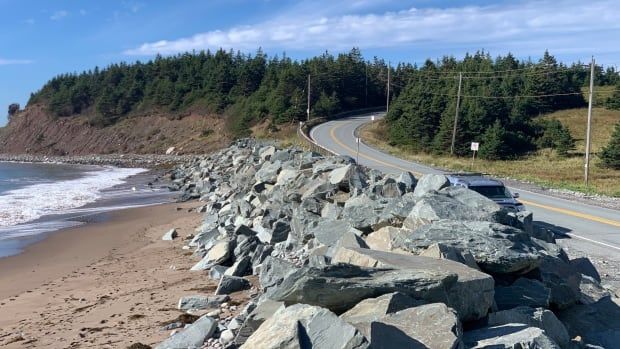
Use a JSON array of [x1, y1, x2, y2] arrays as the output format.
[[533, 221, 573, 239]]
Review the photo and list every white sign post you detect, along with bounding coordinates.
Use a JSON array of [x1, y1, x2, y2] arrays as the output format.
[[371, 115, 375, 121], [470, 142, 479, 169], [356, 137, 361, 164]]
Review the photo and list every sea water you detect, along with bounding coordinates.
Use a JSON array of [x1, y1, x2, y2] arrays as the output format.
[[0, 162, 172, 258]]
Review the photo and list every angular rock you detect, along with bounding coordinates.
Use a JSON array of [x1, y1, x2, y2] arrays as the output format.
[[225, 256, 251, 277], [368, 303, 462, 349], [412, 174, 450, 197], [234, 299, 284, 347], [215, 275, 251, 295], [208, 265, 228, 280], [495, 278, 551, 310], [255, 160, 282, 184], [403, 188, 506, 230], [259, 257, 298, 296], [340, 292, 424, 327], [276, 248, 494, 321], [240, 304, 368, 349], [537, 255, 582, 309], [396, 171, 417, 192], [558, 297, 620, 348], [155, 315, 217, 349], [488, 306, 569, 348], [420, 242, 480, 270], [190, 240, 233, 271], [162, 228, 178, 241], [178, 295, 230, 311], [364, 226, 409, 253], [463, 324, 560, 349], [578, 275, 611, 305], [401, 220, 543, 275], [569, 257, 601, 283]]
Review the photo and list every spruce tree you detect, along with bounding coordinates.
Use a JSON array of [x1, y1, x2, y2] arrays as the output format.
[[479, 120, 510, 160], [600, 122, 620, 169]]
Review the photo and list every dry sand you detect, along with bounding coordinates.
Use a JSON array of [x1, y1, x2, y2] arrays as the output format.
[[0, 202, 248, 348]]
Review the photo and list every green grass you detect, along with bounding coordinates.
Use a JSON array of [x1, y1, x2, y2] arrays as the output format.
[[360, 108, 620, 197]]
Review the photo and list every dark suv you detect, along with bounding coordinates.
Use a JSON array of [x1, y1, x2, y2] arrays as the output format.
[[446, 173, 525, 212]]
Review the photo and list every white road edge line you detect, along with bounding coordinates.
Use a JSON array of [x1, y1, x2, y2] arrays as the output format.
[[561, 232, 620, 251]]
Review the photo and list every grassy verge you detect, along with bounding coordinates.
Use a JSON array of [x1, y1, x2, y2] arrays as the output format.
[[360, 108, 620, 197]]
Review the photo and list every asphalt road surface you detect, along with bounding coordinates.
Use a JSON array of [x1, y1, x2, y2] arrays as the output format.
[[311, 113, 620, 255]]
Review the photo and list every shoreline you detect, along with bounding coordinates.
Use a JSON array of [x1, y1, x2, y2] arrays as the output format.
[[0, 201, 224, 348], [0, 153, 198, 169], [0, 202, 192, 299]]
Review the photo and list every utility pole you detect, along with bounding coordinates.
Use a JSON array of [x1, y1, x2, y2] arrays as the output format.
[[307, 74, 311, 122], [450, 72, 463, 155], [365, 64, 368, 107], [585, 57, 595, 187], [386, 63, 391, 113]]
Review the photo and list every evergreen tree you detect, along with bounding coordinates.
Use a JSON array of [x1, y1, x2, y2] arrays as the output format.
[[479, 120, 511, 160], [606, 81, 620, 110], [600, 122, 620, 169]]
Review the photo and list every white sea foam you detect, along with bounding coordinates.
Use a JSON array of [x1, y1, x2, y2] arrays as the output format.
[[0, 166, 146, 228]]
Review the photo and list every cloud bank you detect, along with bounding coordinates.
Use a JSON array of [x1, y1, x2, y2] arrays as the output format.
[[0, 58, 33, 65], [125, 0, 619, 58]]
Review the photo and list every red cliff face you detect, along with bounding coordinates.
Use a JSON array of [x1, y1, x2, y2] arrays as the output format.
[[0, 105, 230, 155]]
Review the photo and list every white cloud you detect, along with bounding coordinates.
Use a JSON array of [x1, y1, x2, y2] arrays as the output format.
[[0, 58, 33, 65], [125, 0, 620, 58], [50, 10, 69, 21], [24, 18, 35, 25]]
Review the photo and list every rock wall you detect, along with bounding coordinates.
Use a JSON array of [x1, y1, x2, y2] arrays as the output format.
[[157, 139, 619, 349]]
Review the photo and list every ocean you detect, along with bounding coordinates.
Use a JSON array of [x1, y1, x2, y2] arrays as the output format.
[[0, 162, 174, 258]]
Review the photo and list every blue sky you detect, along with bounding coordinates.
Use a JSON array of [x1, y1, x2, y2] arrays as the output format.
[[1, 0, 619, 125]]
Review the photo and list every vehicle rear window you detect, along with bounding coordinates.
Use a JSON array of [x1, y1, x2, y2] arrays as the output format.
[[470, 185, 512, 199]]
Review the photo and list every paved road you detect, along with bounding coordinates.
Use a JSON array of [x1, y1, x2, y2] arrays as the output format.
[[311, 114, 620, 253]]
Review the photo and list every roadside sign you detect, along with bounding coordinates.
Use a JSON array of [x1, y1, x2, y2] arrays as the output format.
[[371, 115, 375, 121], [356, 137, 361, 144], [471, 142, 479, 151]]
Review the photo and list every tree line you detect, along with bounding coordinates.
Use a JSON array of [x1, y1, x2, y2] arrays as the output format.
[[28, 48, 390, 135], [26, 48, 620, 159], [385, 51, 619, 160]]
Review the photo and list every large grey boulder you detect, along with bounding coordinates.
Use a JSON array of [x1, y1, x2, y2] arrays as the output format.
[[463, 324, 560, 349], [329, 164, 367, 191], [341, 194, 384, 232], [178, 295, 230, 311], [578, 275, 611, 305], [558, 297, 620, 348], [367, 303, 463, 349], [215, 275, 251, 295], [538, 255, 582, 309], [259, 257, 298, 296], [403, 187, 506, 230], [396, 171, 417, 192], [488, 306, 569, 348], [273, 248, 494, 321], [401, 220, 543, 275], [190, 240, 233, 271], [495, 278, 551, 310], [255, 160, 282, 184], [225, 256, 251, 277], [340, 292, 424, 326], [569, 257, 601, 283], [155, 315, 217, 349], [420, 242, 480, 270], [310, 219, 364, 247], [234, 299, 284, 347], [240, 304, 369, 349], [364, 226, 409, 253], [413, 174, 450, 197]]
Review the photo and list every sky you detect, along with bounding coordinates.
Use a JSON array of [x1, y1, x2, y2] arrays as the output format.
[[1, 0, 619, 126]]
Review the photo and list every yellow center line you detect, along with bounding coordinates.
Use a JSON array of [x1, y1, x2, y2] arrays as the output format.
[[329, 123, 423, 176], [518, 199, 620, 228], [327, 120, 620, 228]]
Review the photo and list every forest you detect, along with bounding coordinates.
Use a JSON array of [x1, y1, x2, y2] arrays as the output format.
[[27, 49, 620, 158]]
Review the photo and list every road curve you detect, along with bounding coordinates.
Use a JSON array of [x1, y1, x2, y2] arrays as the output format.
[[310, 113, 620, 253]]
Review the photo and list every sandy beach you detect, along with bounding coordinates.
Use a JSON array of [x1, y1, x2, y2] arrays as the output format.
[[0, 201, 245, 348]]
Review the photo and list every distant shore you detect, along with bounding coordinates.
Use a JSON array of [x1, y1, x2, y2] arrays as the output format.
[[0, 153, 198, 168]]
